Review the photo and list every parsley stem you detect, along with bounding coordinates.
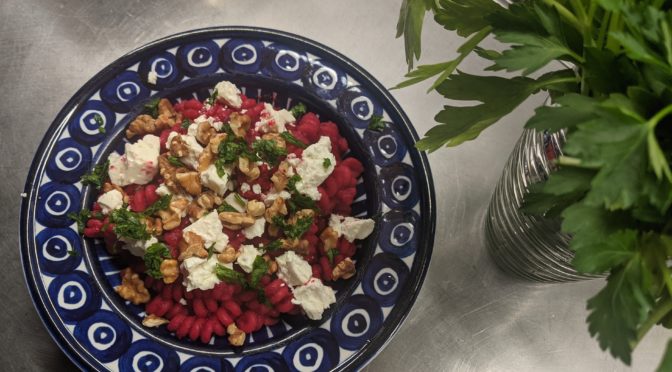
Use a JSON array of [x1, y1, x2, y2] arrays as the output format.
[[543, 0, 583, 33], [534, 76, 579, 91], [634, 297, 672, 349], [647, 104, 672, 130], [658, 257, 672, 299]]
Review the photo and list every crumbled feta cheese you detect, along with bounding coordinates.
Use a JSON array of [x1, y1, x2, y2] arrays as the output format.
[[155, 184, 172, 196], [276, 251, 312, 287], [200, 164, 229, 196], [223, 193, 247, 213], [254, 103, 295, 133], [123, 236, 158, 257], [192, 115, 224, 133], [182, 211, 229, 252], [252, 184, 262, 194], [108, 135, 160, 186], [240, 183, 251, 193], [187, 123, 199, 137], [147, 71, 158, 84], [263, 190, 291, 205], [165, 133, 203, 170], [97, 189, 123, 214], [182, 255, 225, 291], [293, 136, 336, 200], [329, 214, 375, 242], [236, 245, 260, 273], [243, 218, 266, 240], [291, 278, 336, 320], [214, 81, 242, 108]]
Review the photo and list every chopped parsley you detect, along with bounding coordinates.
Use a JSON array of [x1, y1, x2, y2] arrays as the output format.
[[252, 139, 287, 166], [215, 264, 246, 285], [217, 203, 238, 213], [94, 114, 105, 133], [323, 158, 332, 169], [289, 102, 307, 118], [272, 214, 313, 240], [167, 156, 184, 167], [206, 89, 219, 106], [217, 135, 257, 166], [280, 131, 307, 149], [326, 248, 339, 264], [233, 193, 246, 207], [367, 114, 385, 131], [207, 244, 217, 259], [109, 208, 150, 241], [143, 98, 160, 118], [181, 118, 191, 129], [249, 256, 269, 287], [285, 174, 317, 213], [144, 242, 171, 279], [262, 240, 282, 252], [80, 160, 109, 189], [68, 209, 91, 233], [143, 194, 171, 216]]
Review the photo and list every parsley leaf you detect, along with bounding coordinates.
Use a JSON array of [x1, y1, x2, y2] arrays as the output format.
[[94, 114, 105, 133], [285, 174, 317, 213], [326, 248, 338, 264], [217, 203, 238, 213], [252, 139, 287, 166], [249, 256, 269, 287], [281, 131, 307, 148], [68, 209, 91, 234], [215, 264, 245, 285], [143, 194, 171, 216], [367, 115, 385, 131], [80, 160, 110, 189], [167, 156, 184, 167], [144, 242, 171, 279], [262, 240, 282, 252], [181, 118, 191, 129], [206, 89, 219, 106], [143, 98, 160, 118], [207, 244, 217, 259], [109, 208, 150, 241], [323, 158, 332, 169], [289, 102, 307, 118], [233, 193, 246, 207], [217, 135, 257, 166], [272, 215, 313, 240]]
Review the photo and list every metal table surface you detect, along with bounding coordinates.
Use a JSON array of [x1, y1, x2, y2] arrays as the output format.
[[0, 0, 666, 371]]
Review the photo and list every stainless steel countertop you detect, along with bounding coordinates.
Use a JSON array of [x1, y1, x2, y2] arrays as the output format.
[[0, 0, 666, 371]]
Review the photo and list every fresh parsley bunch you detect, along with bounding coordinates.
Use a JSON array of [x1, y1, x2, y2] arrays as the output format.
[[397, 0, 672, 368]]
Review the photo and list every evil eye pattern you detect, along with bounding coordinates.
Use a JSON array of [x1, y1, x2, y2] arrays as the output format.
[[282, 329, 340, 372], [235, 352, 290, 372], [73, 310, 132, 363], [47, 271, 101, 322], [67, 100, 115, 145], [301, 60, 347, 100], [379, 163, 419, 209], [119, 340, 180, 372], [362, 253, 410, 306], [100, 71, 150, 112], [363, 125, 408, 167], [336, 86, 384, 129], [36, 227, 82, 275], [220, 39, 265, 74], [24, 29, 433, 372], [35, 182, 80, 228], [180, 356, 234, 372], [263, 43, 308, 81], [45, 138, 92, 184], [139, 52, 181, 88], [379, 209, 419, 258], [177, 41, 220, 76], [330, 295, 384, 350]]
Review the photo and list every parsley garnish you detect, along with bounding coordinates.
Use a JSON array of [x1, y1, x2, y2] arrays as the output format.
[[144, 242, 171, 279], [217, 135, 257, 166], [287, 174, 301, 193], [94, 114, 105, 133], [207, 244, 217, 259], [109, 208, 150, 241], [280, 132, 307, 149], [215, 264, 245, 285], [181, 118, 191, 129], [272, 215, 313, 240], [289, 102, 307, 118], [326, 248, 338, 264], [80, 160, 109, 189], [323, 158, 332, 169], [249, 256, 269, 287], [167, 156, 184, 168], [143, 98, 160, 118], [143, 194, 171, 216], [217, 203, 238, 213], [252, 139, 287, 166], [233, 193, 246, 207], [206, 89, 219, 106], [67, 209, 91, 234], [262, 240, 282, 252], [285, 174, 317, 213], [367, 115, 385, 131]]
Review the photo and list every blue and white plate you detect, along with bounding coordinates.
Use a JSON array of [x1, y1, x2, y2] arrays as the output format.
[[20, 27, 435, 371]]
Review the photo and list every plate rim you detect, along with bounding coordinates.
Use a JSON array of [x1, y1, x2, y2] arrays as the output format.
[[19, 25, 436, 371]]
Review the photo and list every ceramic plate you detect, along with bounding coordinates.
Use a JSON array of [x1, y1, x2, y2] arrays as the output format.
[[20, 27, 435, 371]]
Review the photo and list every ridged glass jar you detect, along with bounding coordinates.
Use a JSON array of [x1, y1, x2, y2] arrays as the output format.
[[484, 128, 601, 282]]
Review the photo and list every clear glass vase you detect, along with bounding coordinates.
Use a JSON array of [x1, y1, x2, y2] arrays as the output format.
[[484, 129, 602, 282]]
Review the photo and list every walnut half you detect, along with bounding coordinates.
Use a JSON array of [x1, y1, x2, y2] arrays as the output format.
[[332, 258, 356, 280], [142, 314, 169, 328], [227, 323, 246, 346], [160, 259, 179, 284], [115, 268, 150, 305], [178, 231, 207, 261]]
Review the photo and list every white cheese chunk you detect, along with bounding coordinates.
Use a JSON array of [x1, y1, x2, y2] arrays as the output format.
[[224, 193, 247, 213], [214, 81, 242, 109], [252, 184, 262, 194], [147, 71, 158, 84], [243, 218, 266, 240], [254, 103, 295, 134], [192, 115, 224, 134], [200, 164, 229, 196], [108, 135, 160, 186], [236, 244, 260, 273], [329, 214, 375, 242], [182, 255, 225, 291], [263, 190, 291, 205], [97, 189, 123, 214], [240, 182, 251, 193], [276, 251, 312, 287], [182, 211, 229, 252], [291, 278, 336, 320], [293, 136, 336, 200], [165, 133, 203, 170], [155, 184, 172, 196], [122, 236, 158, 258]]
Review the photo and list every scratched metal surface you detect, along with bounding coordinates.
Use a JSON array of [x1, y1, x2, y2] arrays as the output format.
[[0, 0, 666, 371]]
